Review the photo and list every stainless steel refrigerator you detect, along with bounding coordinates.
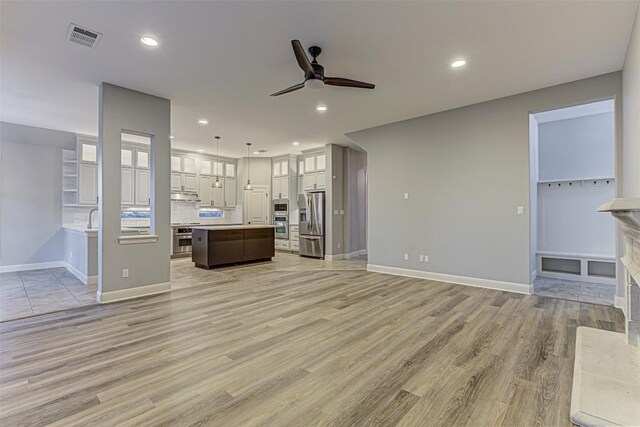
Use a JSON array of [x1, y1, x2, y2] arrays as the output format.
[[299, 192, 325, 259]]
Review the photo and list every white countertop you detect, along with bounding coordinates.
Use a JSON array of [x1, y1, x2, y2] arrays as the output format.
[[192, 224, 276, 230], [171, 222, 242, 227]]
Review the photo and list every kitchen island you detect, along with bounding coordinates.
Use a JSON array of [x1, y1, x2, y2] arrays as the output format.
[[192, 225, 275, 268]]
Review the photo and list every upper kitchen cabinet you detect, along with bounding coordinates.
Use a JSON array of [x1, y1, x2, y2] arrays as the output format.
[[77, 136, 98, 164], [272, 159, 289, 177], [301, 148, 327, 191], [182, 174, 198, 192], [182, 157, 197, 174], [171, 155, 182, 172], [225, 162, 236, 178], [224, 178, 237, 207], [121, 168, 135, 205], [135, 169, 151, 206], [200, 159, 212, 176], [121, 148, 133, 167], [198, 176, 212, 207], [78, 163, 98, 205], [170, 173, 182, 191], [136, 150, 149, 169]]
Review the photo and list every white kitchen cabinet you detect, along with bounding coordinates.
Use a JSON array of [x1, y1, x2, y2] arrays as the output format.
[[316, 154, 326, 171], [273, 176, 289, 199], [213, 161, 224, 177], [225, 162, 236, 178], [78, 163, 98, 205], [303, 172, 326, 191], [135, 169, 150, 205], [224, 178, 236, 207], [273, 162, 281, 177], [198, 176, 212, 206], [170, 173, 182, 191], [183, 174, 197, 192], [200, 159, 212, 175], [121, 168, 134, 205], [304, 156, 315, 173], [212, 185, 224, 207], [121, 149, 133, 167], [183, 157, 197, 174], [136, 150, 149, 169], [171, 155, 182, 172], [272, 160, 289, 177], [80, 143, 97, 163], [299, 160, 304, 175]]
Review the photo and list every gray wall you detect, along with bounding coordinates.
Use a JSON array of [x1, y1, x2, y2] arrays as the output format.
[[326, 144, 344, 256], [623, 5, 640, 198], [538, 112, 614, 181], [344, 148, 367, 255], [99, 83, 171, 295], [348, 72, 622, 286], [0, 122, 75, 267]]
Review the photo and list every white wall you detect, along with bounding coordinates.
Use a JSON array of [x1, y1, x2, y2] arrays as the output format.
[[0, 122, 75, 267], [538, 112, 614, 181], [623, 5, 640, 198], [344, 148, 367, 255], [348, 72, 622, 288]]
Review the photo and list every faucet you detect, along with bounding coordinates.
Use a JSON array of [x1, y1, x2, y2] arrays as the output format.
[[88, 208, 98, 229]]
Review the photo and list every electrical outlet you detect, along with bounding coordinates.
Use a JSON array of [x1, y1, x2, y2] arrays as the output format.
[[403, 192, 409, 200], [424, 255, 429, 262], [419, 255, 424, 262], [517, 206, 524, 215], [122, 269, 129, 278], [404, 253, 409, 261]]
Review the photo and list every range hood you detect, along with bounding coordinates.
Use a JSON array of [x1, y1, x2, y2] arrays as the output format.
[[170, 192, 200, 202]]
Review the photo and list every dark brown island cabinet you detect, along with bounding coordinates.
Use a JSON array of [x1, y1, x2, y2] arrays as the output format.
[[192, 225, 275, 268]]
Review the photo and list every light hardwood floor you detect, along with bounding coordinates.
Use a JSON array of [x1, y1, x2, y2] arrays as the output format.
[[0, 255, 624, 426]]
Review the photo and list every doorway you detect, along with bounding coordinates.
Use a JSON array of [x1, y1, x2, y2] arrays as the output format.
[[244, 185, 270, 225], [529, 100, 617, 305]]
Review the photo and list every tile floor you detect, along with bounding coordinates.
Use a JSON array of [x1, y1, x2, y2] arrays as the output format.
[[533, 276, 615, 306], [0, 252, 367, 322], [0, 268, 98, 321]]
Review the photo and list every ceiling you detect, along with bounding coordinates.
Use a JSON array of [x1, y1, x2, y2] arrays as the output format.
[[1, 1, 638, 158]]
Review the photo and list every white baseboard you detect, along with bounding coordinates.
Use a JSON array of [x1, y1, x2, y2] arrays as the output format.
[[0, 261, 65, 273], [97, 282, 171, 304], [326, 249, 367, 261], [367, 264, 531, 295], [63, 262, 97, 285], [615, 296, 626, 316]]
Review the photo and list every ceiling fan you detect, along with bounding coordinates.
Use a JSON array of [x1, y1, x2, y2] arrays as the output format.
[[270, 40, 375, 96]]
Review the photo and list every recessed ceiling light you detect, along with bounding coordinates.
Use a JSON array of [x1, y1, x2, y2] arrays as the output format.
[[140, 36, 158, 47], [316, 105, 327, 112], [198, 119, 208, 125], [450, 59, 466, 68], [292, 141, 300, 146], [198, 149, 204, 153], [253, 151, 261, 155]]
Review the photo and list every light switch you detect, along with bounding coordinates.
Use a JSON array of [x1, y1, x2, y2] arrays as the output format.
[[334, 209, 339, 215], [403, 193, 409, 200], [340, 210, 344, 215], [517, 206, 524, 215]]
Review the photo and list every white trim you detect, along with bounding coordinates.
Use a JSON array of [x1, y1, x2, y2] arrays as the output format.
[[326, 249, 367, 261], [118, 235, 159, 245], [615, 296, 627, 316], [63, 262, 97, 285], [0, 261, 65, 273], [530, 269, 538, 283], [367, 264, 531, 295], [97, 282, 171, 303]]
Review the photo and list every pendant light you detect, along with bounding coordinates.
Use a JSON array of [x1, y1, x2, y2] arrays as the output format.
[[213, 136, 222, 188], [244, 142, 253, 190]]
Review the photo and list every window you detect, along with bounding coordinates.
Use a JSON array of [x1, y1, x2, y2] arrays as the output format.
[[198, 209, 224, 218]]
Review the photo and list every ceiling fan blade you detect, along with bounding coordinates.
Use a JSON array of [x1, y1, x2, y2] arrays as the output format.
[[291, 40, 315, 78], [270, 82, 305, 97], [324, 77, 375, 89]]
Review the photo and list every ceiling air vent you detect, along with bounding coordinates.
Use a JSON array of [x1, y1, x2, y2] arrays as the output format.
[[67, 23, 102, 48]]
